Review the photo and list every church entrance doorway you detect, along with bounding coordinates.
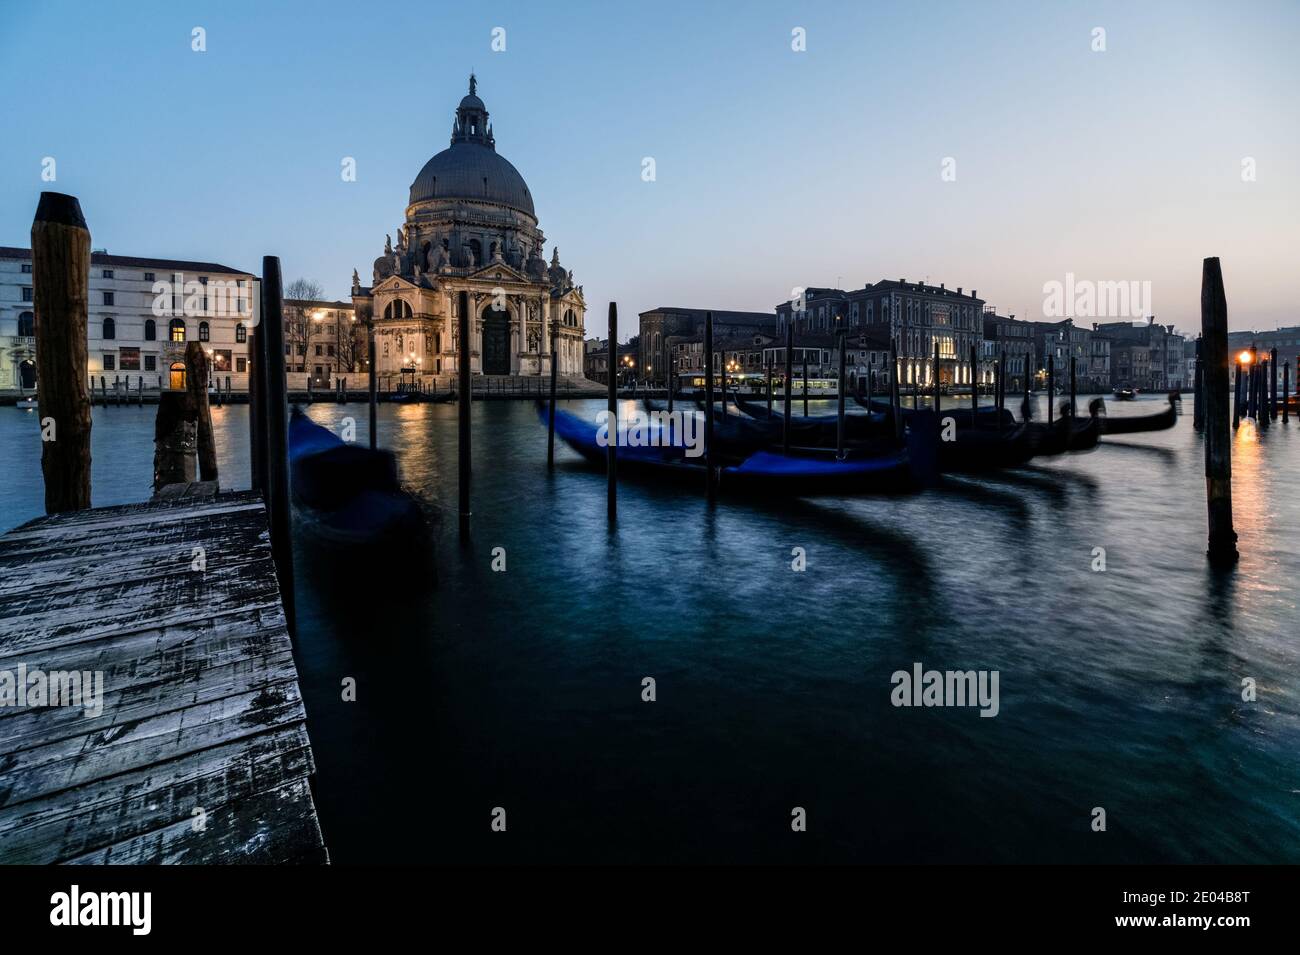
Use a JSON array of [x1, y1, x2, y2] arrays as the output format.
[[482, 308, 511, 375], [19, 360, 36, 390]]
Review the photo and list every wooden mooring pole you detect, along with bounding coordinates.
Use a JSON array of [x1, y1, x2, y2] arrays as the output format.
[[32, 192, 92, 513], [259, 256, 296, 631], [802, 349, 809, 416], [185, 341, 218, 482], [836, 331, 847, 460], [1047, 356, 1055, 425], [458, 291, 471, 536], [1284, 361, 1291, 423], [933, 342, 941, 418], [607, 302, 619, 519], [1193, 336, 1205, 430], [1271, 346, 1279, 419], [1259, 359, 1270, 431], [890, 341, 902, 442], [547, 312, 558, 469], [1200, 257, 1238, 567], [969, 344, 978, 429], [782, 319, 793, 455], [765, 353, 773, 419], [704, 310, 716, 501]]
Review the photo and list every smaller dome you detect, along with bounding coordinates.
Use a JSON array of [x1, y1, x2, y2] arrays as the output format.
[[459, 93, 485, 111]]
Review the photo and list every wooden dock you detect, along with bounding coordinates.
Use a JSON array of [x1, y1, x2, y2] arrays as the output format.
[[0, 488, 327, 864]]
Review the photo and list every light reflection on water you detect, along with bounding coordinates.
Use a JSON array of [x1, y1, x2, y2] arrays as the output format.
[[0, 396, 1296, 863]]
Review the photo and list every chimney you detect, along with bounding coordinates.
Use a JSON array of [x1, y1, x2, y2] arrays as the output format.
[[957, 287, 962, 295], [940, 283, 945, 290], [972, 289, 978, 299]]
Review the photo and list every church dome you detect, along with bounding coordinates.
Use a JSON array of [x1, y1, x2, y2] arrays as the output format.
[[408, 75, 536, 218], [409, 143, 535, 217]]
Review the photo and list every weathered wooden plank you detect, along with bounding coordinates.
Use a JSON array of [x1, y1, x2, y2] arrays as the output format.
[[63, 778, 326, 865], [0, 564, 283, 656], [0, 684, 305, 809], [0, 605, 290, 714], [0, 490, 324, 865], [0, 726, 315, 863], [0, 650, 297, 754]]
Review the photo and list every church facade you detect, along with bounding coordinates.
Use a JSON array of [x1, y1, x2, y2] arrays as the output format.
[[351, 77, 586, 383]]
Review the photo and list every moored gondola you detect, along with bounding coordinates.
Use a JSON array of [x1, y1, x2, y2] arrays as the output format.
[[289, 408, 428, 543], [1089, 394, 1178, 434]]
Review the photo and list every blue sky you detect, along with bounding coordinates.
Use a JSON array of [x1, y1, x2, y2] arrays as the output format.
[[2, 0, 1297, 339]]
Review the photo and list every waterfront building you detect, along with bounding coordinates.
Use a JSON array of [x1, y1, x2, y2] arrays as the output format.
[[1094, 319, 1186, 391], [0, 246, 255, 393], [283, 298, 363, 389], [1226, 325, 1300, 390], [981, 311, 1037, 394], [349, 76, 588, 387], [583, 337, 637, 385], [1030, 319, 1109, 392], [776, 280, 986, 390], [638, 307, 776, 387]]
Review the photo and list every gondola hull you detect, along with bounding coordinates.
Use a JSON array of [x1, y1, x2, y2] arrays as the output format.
[[1089, 396, 1178, 434]]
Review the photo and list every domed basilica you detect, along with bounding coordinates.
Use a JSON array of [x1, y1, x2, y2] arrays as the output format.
[[350, 76, 586, 381]]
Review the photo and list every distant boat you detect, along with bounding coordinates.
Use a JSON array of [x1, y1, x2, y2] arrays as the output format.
[[14, 396, 37, 410], [288, 408, 427, 543], [1113, 387, 1137, 401]]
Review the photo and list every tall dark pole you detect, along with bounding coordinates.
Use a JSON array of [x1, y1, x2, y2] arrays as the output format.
[[458, 290, 471, 537], [704, 311, 716, 501], [933, 341, 941, 418], [836, 331, 847, 460], [1259, 359, 1270, 431], [890, 341, 902, 441], [1284, 361, 1291, 423], [801, 349, 809, 416], [765, 353, 773, 418], [259, 256, 295, 635], [367, 322, 377, 450], [1193, 336, 1205, 430], [666, 348, 674, 414], [720, 351, 728, 418], [1201, 257, 1237, 566], [1069, 354, 1078, 419], [547, 311, 558, 469], [782, 319, 793, 455], [249, 327, 267, 493], [969, 344, 978, 429], [1232, 357, 1242, 430], [607, 303, 618, 520], [1047, 355, 1055, 425], [1270, 346, 1279, 419], [32, 192, 92, 513], [998, 349, 1007, 423]]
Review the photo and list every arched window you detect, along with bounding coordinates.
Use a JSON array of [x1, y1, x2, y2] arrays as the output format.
[[383, 300, 413, 320], [468, 239, 482, 265], [564, 308, 575, 328], [102, 317, 116, 340], [169, 319, 186, 342], [235, 322, 247, 343], [169, 362, 186, 390], [18, 312, 34, 336], [144, 318, 156, 341], [198, 321, 210, 342]]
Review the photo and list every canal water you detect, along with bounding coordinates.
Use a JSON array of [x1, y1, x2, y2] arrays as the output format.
[[2, 396, 1297, 863]]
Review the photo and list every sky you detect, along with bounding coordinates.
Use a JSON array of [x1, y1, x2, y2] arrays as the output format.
[[1, 0, 1297, 340]]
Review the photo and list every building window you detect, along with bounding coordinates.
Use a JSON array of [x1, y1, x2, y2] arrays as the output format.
[[22, 287, 33, 302], [21, 263, 32, 273], [169, 362, 186, 390], [103, 354, 116, 371], [144, 318, 156, 341], [237, 357, 247, 373], [103, 291, 114, 306], [198, 321, 210, 342], [144, 354, 157, 372], [235, 322, 247, 343], [315, 344, 322, 356], [102, 269, 114, 279], [169, 318, 186, 342], [102, 317, 116, 340], [18, 312, 34, 336], [144, 271, 155, 282]]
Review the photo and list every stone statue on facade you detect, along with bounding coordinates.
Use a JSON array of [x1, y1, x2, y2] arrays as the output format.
[[384, 234, 392, 255], [351, 269, 360, 292]]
